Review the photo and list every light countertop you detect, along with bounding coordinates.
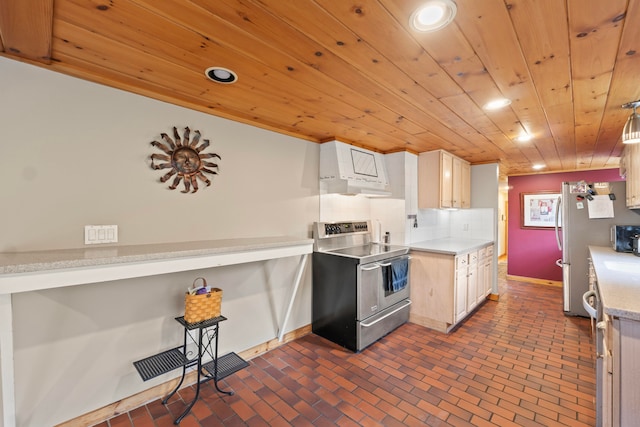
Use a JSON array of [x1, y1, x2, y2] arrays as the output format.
[[0, 236, 313, 275], [410, 238, 494, 255], [589, 245, 640, 321]]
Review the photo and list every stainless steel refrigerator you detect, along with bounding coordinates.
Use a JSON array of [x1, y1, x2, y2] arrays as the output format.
[[556, 181, 640, 316]]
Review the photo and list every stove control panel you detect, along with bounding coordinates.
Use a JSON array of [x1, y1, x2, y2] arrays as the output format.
[[321, 221, 369, 236]]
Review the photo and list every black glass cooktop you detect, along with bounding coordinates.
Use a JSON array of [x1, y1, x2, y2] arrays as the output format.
[[324, 243, 408, 263]]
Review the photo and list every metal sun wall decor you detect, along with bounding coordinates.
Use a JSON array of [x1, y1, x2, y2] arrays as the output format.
[[150, 126, 221, 193]]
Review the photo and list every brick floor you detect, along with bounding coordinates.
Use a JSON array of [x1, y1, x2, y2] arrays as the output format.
[[97, 264, 595, 426]]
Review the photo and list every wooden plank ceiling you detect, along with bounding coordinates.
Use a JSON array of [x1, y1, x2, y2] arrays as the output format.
[[2, 0, 640, 177]]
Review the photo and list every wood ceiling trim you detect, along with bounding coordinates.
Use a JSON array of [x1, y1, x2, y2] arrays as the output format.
[[380, 0, 522, 163], [105, 0, 445, 152], [205, 0, 481, 153], [178, 0, 493, 154], [248, 1, 502, 155], [54, 5, 419, 151], [1, 0, 634, 175], [438, 94, 513, 159], [569, 0, 627, 169], [450, 1, 556, 174], [314, 0, 464, 99], [0, 0, 53, 63], [506, 0, 575, 171], [380, 0, 525, 144], [592, 0, 640, 167], [51, 32, 349, 143], [47, 50, 335, 145]]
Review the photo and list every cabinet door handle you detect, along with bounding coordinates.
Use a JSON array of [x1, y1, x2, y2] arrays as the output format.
[[360, 264, 381, 271]]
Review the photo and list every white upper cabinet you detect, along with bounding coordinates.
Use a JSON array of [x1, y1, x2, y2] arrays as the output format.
[[418, 150, 471, 209], [622, 143, 640, 208]]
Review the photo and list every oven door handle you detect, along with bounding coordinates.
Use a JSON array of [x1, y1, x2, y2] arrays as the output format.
[[378, 256, 411, 267], [360, 300, 411, 327]]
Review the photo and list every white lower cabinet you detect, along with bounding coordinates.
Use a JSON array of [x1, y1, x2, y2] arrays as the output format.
[[589, 247, 640, 426], [603, 317, 640, 426], [465, 251, 479, 315], [454, 266, 468, 323], [482, 245, 494, 298], [474, 245, 494, 306], [410, 245, 493, 333]]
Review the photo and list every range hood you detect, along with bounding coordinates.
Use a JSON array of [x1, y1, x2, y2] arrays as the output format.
[[320, 140, 391, 197]]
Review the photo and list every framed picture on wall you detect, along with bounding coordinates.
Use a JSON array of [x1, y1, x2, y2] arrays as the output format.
[[521, 192, 561, 229]]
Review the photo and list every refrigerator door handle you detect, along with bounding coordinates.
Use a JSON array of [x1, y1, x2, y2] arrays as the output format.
[[555, 195, 562, 250], [582, 290, 597, 319]]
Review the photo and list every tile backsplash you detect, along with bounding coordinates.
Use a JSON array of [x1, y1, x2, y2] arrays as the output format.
[[318, 151, 496, 246], [449, 208, 495, 240], [407, 208, 494, 244]]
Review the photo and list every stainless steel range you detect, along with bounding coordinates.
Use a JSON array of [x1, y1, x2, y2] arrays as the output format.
[[312, 220, 411, 352]]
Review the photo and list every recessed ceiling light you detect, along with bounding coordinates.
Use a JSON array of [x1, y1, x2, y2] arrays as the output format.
[[532, 164, 545, 170], [410, 0, 457, 32], [205, 67, 238, 84], [483, 98, 512, 110], [515, 133, 532, 142]]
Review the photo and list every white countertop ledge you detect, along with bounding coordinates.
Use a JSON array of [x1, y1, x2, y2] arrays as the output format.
[[589, 245, 640, 321], [0, 236, 313, 294], [410, 238, 494, 255]]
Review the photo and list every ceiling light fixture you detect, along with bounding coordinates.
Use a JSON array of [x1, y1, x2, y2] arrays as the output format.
[[532, 164, 545, 170], [410, 0, 457, 32], [205, 67, 238, 84], [483, 98, 511, 111], [622, 100, 640, 144], [515, 132, 532, 142]]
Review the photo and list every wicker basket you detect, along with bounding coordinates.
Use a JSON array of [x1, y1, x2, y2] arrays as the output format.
[[184, 277, 222, 324]]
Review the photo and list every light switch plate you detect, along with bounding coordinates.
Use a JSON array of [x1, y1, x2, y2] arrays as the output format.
[[85, 225, 118, 244]]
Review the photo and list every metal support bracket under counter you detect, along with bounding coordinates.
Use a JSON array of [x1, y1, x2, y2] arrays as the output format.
[[0, 236, 312, 427]]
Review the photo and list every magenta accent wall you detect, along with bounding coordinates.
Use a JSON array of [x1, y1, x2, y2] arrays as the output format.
[[507, 169, 623, 281]]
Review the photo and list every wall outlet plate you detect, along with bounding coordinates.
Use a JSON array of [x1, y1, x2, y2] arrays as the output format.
[[85, 225, 118, 245]]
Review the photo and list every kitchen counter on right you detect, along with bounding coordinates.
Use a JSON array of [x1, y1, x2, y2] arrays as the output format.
[[589, 245, 640, 321], [411, 238, 494, 255]]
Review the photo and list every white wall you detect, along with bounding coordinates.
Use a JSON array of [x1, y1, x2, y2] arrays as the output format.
[[470, 163, 500, 292], [498, 184, 508, 256], [0, 57, 319, 426], [0, 60, 318, 252], [469, 163, 499, 240]]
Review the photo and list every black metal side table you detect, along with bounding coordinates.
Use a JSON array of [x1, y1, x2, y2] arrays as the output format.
[[133, 315, 249, 424]]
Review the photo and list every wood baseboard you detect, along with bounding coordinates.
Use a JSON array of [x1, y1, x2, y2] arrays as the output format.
[[56, 324, 312, 427], [506, 274, 562, 287]]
